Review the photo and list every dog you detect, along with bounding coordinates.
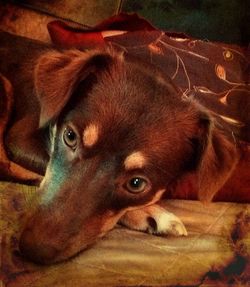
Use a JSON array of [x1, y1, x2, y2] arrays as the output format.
[[0, 30, 249, 265]]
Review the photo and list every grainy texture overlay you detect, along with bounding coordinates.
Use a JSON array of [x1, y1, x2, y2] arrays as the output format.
[[0, 2, 249, 286]]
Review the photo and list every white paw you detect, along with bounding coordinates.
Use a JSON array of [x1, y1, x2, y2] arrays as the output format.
[[119, 204, 187, 236]]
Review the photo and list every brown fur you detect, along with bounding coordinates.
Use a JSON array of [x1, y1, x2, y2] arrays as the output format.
[[0, 31, 248, 264]]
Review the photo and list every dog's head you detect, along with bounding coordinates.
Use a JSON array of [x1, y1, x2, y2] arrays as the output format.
[[19, 48, 237, 264]]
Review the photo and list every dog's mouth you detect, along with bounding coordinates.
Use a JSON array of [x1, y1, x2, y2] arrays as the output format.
[[19, 227, 95, 265]]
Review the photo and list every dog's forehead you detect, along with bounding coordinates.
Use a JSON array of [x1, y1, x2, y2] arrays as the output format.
[[67, 56, 194, 159], [81, 100, 169, 152], [84, 69, 174, 124]]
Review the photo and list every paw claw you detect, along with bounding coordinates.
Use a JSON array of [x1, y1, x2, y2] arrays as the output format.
[[167, 220, 188, 236]]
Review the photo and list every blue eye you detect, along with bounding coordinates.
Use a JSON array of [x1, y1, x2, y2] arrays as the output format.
[[126, 177, 148, 193]]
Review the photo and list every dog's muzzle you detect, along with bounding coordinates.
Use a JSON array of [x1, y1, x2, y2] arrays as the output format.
[[19, 230, 60, 264]]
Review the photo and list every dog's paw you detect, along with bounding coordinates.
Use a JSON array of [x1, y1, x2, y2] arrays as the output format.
[[119, 204, 187, 236]]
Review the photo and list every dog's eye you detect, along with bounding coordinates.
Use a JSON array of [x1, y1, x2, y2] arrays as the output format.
[[126, 177, 149, 194], [63, 126, 77, 149]]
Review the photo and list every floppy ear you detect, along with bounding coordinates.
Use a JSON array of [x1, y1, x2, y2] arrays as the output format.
[[34, 49, 114, 127], [195, 113, 239, 202]]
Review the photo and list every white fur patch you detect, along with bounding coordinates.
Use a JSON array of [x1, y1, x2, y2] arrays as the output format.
[[149, 207, 188, 236], [120, 204, 188, 236], [124, 151, 147, 170], [83, 124, 99, 147]]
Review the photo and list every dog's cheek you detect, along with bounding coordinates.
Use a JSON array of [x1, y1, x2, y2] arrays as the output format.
[[48, 124, 58, 156]]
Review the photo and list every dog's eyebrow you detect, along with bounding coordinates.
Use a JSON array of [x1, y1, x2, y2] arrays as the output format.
[[124, 151, 147, 170], [83, 124, 99, 147]]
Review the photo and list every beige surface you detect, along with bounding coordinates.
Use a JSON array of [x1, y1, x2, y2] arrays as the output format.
[[0, 181, 249, 286], [0, 3, 55, 43], [0, 1, 121, 43], [19, 0, 121, 26]]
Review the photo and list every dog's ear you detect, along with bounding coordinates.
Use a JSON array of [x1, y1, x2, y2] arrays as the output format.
[[35, 49, 114, 127], [193, 112, 238, 202]]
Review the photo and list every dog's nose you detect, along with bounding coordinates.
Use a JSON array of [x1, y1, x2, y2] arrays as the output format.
[[19, 228, 60, 265]]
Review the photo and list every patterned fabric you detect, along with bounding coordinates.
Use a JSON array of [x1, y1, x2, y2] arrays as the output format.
[[48, 13, 250, 143]]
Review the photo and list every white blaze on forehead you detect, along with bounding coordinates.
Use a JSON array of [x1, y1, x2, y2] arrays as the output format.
[[124, 151, 147, 170], [83, 124, 99, 147]]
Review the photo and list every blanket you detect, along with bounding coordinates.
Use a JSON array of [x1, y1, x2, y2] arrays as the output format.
[[1, 182, 249, 286]]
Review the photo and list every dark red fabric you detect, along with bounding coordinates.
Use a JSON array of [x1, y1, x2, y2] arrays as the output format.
[[47, 14, 250, 203], [47, 13, 187, 49], [92, 12, 157, 31], [48, 20, 105, 49], [47, 13, 158, 49]]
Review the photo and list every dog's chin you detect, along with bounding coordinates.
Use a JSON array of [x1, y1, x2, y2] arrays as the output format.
[[19, 229, 93, 265], [19, 235, 61, 265]]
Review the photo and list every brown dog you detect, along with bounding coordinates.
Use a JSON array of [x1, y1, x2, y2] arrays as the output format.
[[0, 31, 248, 264]]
